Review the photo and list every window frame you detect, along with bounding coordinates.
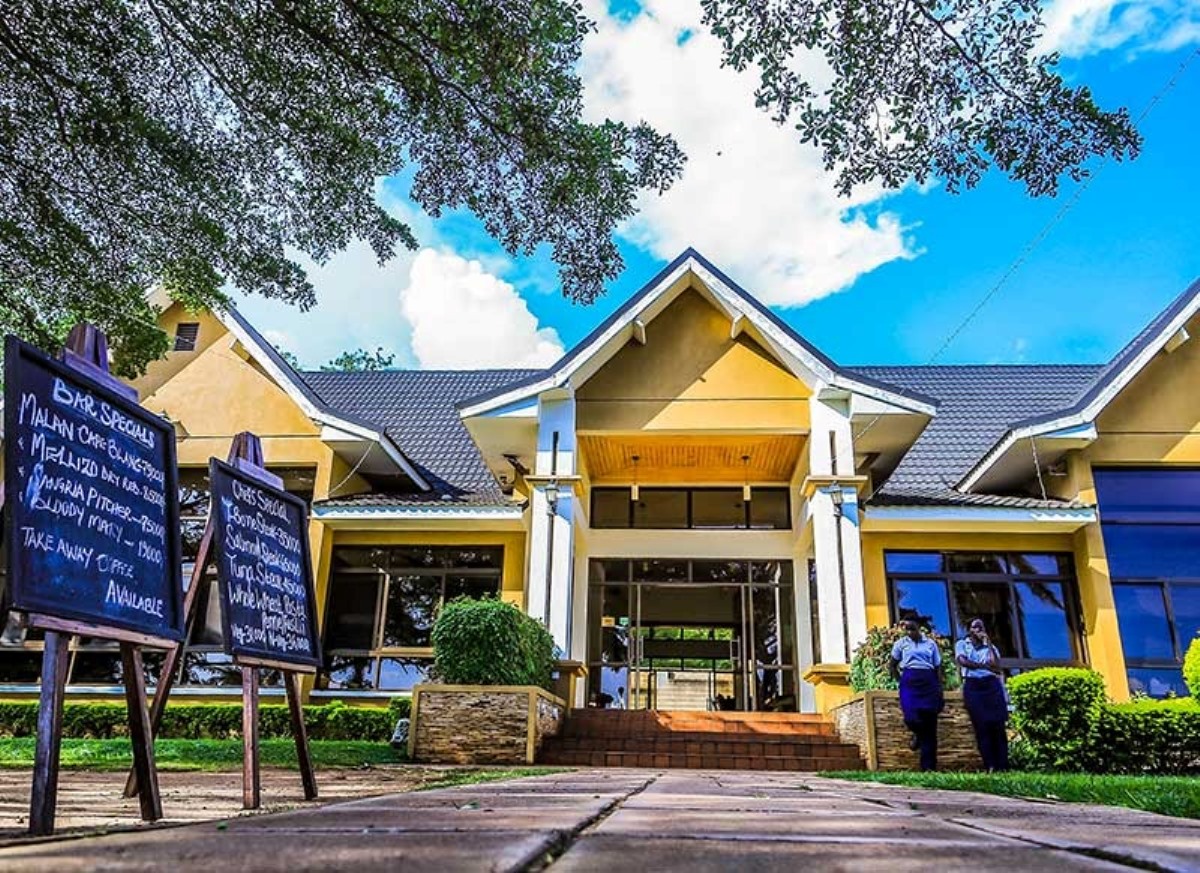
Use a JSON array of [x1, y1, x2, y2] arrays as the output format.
[[884, 550, 1085, 672], [318, 545, 504, 692], [589, 486, 791, 530]]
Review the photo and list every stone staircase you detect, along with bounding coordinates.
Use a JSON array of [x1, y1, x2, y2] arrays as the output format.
[[538, 709, 865, 772]]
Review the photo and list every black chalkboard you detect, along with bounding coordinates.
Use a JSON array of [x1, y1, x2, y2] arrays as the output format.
[[209, 458, 321, 668], [3, 336, 185, 641]]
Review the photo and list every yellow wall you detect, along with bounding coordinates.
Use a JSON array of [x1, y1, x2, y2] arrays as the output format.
[[130, 305, 229, 400], [576, 288, 810, 432]]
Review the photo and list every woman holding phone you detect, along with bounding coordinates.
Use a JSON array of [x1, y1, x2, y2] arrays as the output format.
[[955, 618, 1009, 772]]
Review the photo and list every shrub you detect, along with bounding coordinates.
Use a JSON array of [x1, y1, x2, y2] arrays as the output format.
[[1092, 697, 1200, 775], [0, 699, 403, 741], [431, 597, 555, 690], [1007, 667, 1106, 771], [849, 624, 960, 692], [1184, 636, 1200, 699]]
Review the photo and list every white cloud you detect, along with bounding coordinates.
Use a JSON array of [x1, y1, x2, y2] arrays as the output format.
[[579, 0, 915, 308], [1039, 0, 1200, 58], [400, 249, 565, 369]]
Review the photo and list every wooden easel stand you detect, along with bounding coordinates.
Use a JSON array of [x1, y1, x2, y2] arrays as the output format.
[[28, 324, 168, 835], [127, 431, 318, 810]]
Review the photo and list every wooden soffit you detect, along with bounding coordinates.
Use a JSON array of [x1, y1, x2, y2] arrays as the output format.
[[580, 434, 804, 483]]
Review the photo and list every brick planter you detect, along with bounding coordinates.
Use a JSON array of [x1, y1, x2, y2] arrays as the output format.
[[831, 691, 984, 771], [407, 684, 566, 765]]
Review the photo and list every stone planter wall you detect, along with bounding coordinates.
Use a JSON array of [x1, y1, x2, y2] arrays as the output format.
[[407, 684, 565, 765], [831, 691, 983, 771]]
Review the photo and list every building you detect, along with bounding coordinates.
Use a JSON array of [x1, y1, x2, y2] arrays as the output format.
[[2, 249, 1198, 712]]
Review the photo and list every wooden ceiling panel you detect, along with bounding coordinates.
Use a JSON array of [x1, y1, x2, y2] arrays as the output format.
[[580, 434, 804, 483]]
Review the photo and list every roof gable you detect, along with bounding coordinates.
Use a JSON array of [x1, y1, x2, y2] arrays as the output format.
[[458, 248, 937, 418]]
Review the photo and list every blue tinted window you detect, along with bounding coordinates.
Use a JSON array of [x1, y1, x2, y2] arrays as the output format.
[[1169, 583, 1200, 652], [1094, 468, 1200, 523], [885, 552, 942, 574], [1008, 554, 1069, 576], [1113, 584, 1174, 661], [892, 580, 951, 636], [1100, 525, 1200, 579], [1126, 666, 1188, 699], [1014, 582, 1074, 660]]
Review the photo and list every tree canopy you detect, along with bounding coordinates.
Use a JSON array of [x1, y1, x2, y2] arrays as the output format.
[[0, 0, 683, 375], [321, 347, 396, 371], [701, 0, 1141, 196]]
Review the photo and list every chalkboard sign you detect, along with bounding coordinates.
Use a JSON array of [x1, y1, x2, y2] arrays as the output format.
[[209, 458, 320, 668], [3, 336, 184, 641]]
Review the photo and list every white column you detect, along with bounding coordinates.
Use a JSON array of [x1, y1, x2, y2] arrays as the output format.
[[807, 394, 868, 663], [839, 489, 868, 653], [526, 392, 576, 652]]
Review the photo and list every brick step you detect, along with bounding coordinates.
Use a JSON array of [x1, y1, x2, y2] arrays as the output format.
[[547, 736, 859, 757], [538, 749, 863, 772], [568, 710, 829, 724], [563, 721, 838, 738]]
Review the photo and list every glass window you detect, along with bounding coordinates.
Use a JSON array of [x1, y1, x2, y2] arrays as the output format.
[[591, 560, 631, 584], [444, 575, 500, 603], [323, 574, 381, 650], [378, 657, 432, 691], [1112, 584, 1174, 661], [952, 582, 1017, 659], [632, 559, 689, 583], [382, 575, 441, 648], [1094, 468, 1200, 523], [1126, 666, 1188, 698], [1014, 582, 1074, 661], [323, 656, 377, 691], [749, 489, 790, 530], [885, 552, 943, 574], [1170, 583, 1200, 652], [750, 561, 792, 586], [0, 652, 42, 683], [948, 554, 1008, 574], [591, 489, 632, 528], [892, 580, 951, 637], [691, 489, 746, 529], [633, 489, 688, 529], [1101, 525, 1200, 579], [693, 561, 746, 584], [1009, 554, 1069, 576]]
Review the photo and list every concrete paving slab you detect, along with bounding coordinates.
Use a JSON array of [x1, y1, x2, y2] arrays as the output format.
[[223, 803, 604, 833], [333, 792, 619, 810], [0, 829, 558, 872], [957, 816, 1200, 872], [594, 807, 1016, 842], [552, 835, 1129, 872], [620, 793, 888, 813]]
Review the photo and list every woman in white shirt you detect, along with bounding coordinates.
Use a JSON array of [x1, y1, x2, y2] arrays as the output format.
[[955, 618, 1009, 771]]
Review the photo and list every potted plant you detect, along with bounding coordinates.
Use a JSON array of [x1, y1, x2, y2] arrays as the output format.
[[407, 597, 566, 764]]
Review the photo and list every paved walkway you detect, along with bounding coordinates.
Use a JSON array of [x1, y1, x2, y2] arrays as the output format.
[[0, 769, 1197, 872]]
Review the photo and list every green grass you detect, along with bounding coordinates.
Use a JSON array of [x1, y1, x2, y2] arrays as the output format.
[[829, 770, 1200, 819], [0, 738, 404, 771]]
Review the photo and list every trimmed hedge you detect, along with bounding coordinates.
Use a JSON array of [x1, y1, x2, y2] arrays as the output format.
[[1008, 667, 1106, 771], [1184, 636, 1200, 699], [0, 698, 410, 741], [1093, 698, 1200, 775], [1008, 667, 1200, 775], [431, 597, 555, 690]]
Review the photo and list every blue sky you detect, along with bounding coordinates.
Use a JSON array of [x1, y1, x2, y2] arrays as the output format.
[[235, 1, 1200, 371]]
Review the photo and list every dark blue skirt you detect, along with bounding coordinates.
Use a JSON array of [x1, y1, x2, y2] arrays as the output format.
[[899, 668, 944, 721], [963, 676, 1008, 726]]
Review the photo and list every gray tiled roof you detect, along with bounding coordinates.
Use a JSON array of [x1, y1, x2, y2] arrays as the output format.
[[848, 365, 1102, 507], [302, 369, 542, 506]]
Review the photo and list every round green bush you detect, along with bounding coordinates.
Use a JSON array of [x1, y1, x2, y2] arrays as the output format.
[[1183, 635, 1200, 699], [431, 597, 555, 689], [1008, 667, 1106, 771], [849, 623, 959, 692]]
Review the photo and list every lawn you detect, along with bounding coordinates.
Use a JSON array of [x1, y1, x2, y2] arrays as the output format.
[[0, 738, 405, 771], [829, 770, 1200, 819]]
